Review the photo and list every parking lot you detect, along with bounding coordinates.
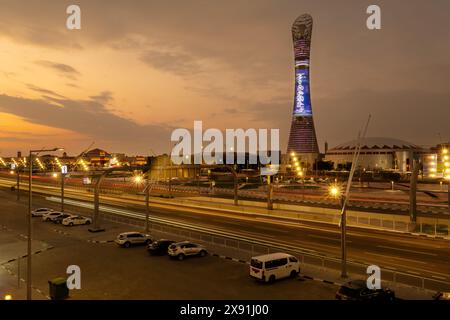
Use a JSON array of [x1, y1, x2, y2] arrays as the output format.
[[0, 188, 338, 300]]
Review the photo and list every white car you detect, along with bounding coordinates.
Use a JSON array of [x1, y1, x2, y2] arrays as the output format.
[[32, 208, 54, 217], [250, 253, 300, 283], [62, 215, 92, 226], [168, 241, 207, 260], [42, 211, 64, 222], [115, 232, 153, 248]]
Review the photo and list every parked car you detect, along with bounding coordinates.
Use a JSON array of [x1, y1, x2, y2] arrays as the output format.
[[52, 213, 74, 224], [42, 211, 65, 222], [62, 215, 92, 226], [147, 239, 175, 255], [168, 241, 207, 260], [335, 280, 396, 301], [250, 253, 300, 283], [433, 292, 450, 300], [115, 232, 153, 248], [32, 208, 54, 217]]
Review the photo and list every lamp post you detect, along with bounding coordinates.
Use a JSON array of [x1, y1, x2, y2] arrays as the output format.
[[15, 152, 23, 201], [329, 184, 347, 278], [27, 147, 63, 300], [447, 177, 450, 214], [61, 165, 67, 212], [133, 173, 150, 233], [297, 171, 304, 200], [145, 174, 150, 233], [16, 167, 20, 201], [340, 194, 347, 278], [267, 175, 273, 210]]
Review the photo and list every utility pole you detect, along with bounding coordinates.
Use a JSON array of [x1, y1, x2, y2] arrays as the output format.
[[448, 180, 450, 214], [339, 114, 371, 279], [60, 165, 67, 212], [340, 195, 347, 278], [61, 173, 65, 212], [27, 151, 32, 300], [267, 175, 273, 210], [234, 174, 238, 206], [16, 151, 21, 201], [16, 168, 20, 201], [145, 172, 150, 233], [27, 147, 64, 300], [409, 159, 419, 226]]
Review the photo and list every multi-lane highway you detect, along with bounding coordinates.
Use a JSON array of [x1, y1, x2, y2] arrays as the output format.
[[1, 176, 450, 285]]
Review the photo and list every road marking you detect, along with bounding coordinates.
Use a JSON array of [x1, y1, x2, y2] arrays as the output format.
[[376, 245, 438, 257], [406, 270, 421, 275], [364, 252, 429, 265], [308, 234, 352, 243]]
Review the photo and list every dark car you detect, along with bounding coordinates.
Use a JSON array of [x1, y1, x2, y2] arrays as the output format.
[[336, 280, 396, 301], [148, 239, 175, 255], [52, 213, 73, 224], [433, 292, 450, 300]]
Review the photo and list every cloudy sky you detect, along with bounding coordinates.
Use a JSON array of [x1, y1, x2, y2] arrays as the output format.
[[0, 0, 449, 156]]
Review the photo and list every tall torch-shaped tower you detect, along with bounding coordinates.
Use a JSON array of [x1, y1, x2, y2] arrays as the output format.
[[287, 14, 319, 168]]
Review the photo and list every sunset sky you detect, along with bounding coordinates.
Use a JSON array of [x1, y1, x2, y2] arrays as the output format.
[[1, 0, 450, 156]]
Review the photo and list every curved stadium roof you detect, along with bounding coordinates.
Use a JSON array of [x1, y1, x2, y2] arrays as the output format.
[[329, 137, 423, 151]]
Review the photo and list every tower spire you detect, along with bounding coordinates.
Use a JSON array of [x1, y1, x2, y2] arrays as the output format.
[[287, 14, 319, 168]]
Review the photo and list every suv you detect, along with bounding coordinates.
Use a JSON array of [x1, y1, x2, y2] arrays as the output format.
[[148, 239, 175, 255], [115, 232, 153, 248], [32, 208, 54, 217], [336, 280, 396, 301], [168, 241, 207, 260]]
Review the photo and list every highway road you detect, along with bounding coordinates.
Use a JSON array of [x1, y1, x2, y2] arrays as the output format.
[[1, 178, 450, 285], [1, 174, 449, 216]]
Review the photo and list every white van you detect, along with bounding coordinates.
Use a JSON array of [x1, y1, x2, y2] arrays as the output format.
[[250, 253, 300, 283]]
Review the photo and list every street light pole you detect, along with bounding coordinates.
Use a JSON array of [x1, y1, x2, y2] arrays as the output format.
[[16, 167, 20, 201], [27, 147, 63, 300], [340, 195, 347, 278], [16, 151, 22, 201], [145, 173, 150, 233], [448, 181, 450, 213], [61, 173, 65, 212], [267, 175, 273, 210], [27, 151, 32, 300]]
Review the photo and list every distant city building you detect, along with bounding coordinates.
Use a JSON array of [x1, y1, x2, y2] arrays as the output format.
[[83, 148, 111, 167], [286, 13, 320, 168], [324, 137, 427, 172], [422, 142, 450, 179]]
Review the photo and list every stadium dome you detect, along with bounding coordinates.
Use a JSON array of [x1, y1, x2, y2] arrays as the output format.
[[329, 137, 423, 151], [325, 137, 425, 171]]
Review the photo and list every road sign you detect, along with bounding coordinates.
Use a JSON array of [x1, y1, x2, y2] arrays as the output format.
[[11, 163, 16, 170], [61, 165, 68, 174]]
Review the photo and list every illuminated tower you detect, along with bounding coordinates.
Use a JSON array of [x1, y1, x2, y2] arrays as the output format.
[[287, 14, 319, 168]]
